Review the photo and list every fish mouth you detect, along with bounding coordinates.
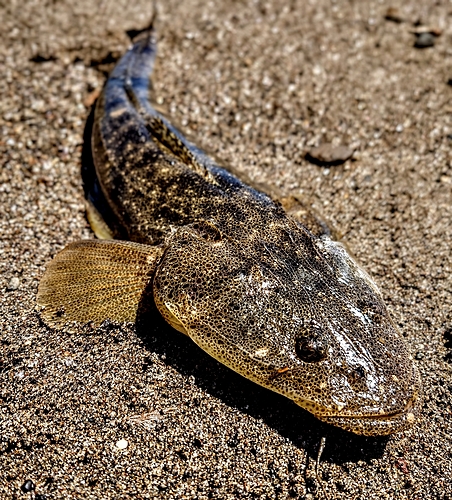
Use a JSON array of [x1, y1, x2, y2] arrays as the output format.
[[325, 394, 420, 436], [296, 389, 421, 436], [319, 406, 418, 436]]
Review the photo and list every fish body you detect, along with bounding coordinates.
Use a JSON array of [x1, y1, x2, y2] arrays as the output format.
[[37, 26, 421, 435]]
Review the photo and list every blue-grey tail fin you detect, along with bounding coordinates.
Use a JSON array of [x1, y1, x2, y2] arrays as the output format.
[[104, 20, 158, 116], [89, 20, 159, 240]]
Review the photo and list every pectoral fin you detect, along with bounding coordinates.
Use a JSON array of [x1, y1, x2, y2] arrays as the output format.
[[37, 240, 164, 329]]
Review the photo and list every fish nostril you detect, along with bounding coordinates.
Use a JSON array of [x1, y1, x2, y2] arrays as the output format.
[[345, 365, 367, 389], [355, 365, 365, 379]]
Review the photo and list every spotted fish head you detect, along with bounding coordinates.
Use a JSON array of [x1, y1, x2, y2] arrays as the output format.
[[153, 220, 421, 435], [296, 236, 421, 435]]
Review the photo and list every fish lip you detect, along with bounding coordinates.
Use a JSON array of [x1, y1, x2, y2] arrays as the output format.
[[295, 390, 419, 418], [328, 393, 418, 420], [313, 391, 422, 435], [326, 408, 409, 421], [294, 384, 421, 435], [319, 408, 417, 436]]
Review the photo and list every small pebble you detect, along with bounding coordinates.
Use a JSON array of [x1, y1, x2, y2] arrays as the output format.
[[395, 457, 410, 474], [115, 439, 128, 449], [7, 277, 20, 290], [21, 480, 35, 493], [384, 7, 403, 23], [415, 352, 424, 360], [83, 88, 101, 108], [414, 32, 435, 48], [306, 143, 353, 166]]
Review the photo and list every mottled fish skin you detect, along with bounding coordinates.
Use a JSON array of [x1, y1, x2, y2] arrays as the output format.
[[42, 25, 421, 436]]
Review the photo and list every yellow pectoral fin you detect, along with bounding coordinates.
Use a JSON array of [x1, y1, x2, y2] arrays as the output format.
[[37, 239, 164, 330], [85, 199, 114, 240]]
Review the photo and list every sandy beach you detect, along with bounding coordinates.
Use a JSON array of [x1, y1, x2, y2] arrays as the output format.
[[1, 0, 452, 498]]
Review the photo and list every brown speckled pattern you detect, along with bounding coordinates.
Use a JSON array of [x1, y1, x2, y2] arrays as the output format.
[[37, 240, 164, 326]]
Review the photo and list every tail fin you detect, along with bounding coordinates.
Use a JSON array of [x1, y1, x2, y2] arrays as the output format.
[[105, 18, 158, 114]]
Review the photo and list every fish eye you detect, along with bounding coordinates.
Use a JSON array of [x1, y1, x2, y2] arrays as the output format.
[[295, 333, 327, 363], [191, 221, 222, 242]]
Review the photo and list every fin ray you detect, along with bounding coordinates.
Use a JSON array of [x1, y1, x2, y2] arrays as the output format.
[[37, 240, 164, 329]]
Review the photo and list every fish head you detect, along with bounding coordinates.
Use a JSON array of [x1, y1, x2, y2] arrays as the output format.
[[153, 220, 421, 435]]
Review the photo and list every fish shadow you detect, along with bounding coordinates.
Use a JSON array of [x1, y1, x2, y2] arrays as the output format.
[[136, 288, 389, 466], [81, 102, 96, 201]]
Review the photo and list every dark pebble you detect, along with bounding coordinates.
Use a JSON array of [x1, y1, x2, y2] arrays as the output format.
[[306, 143, 353, 166], [21, 480, 35, 493], [415, 352, 424, 360], [414, 32, 435, 48]]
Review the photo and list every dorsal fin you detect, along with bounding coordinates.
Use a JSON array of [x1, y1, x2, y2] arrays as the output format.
[[141, 113, 217, 182]]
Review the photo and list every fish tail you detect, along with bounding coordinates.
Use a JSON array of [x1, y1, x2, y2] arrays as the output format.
[[106, 17, 218, 180], [105, 20, 158, 115], [90, 22, 159, 240], [91, 11, 218, 238]]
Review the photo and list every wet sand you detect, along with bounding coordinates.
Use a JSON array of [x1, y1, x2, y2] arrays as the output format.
[[1, 0, 451, 498]]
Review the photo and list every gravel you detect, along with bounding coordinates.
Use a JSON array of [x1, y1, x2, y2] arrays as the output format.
[[1, 0, 451, 498]]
